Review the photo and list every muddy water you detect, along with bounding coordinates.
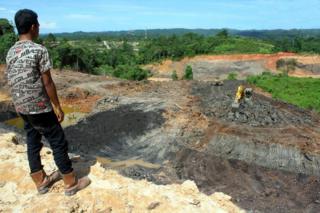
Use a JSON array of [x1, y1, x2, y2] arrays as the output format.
[[3, 106, 87, 129], [96, 156, 161, 169]]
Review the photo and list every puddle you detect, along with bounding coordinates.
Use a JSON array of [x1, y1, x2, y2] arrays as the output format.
[[96, 156, 161, 169], [0, 93, 11, 102], [3, 106, 87, 129]]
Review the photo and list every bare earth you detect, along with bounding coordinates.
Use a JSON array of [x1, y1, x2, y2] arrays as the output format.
[[145, 53, 320, 80], [0, 132, 243, 212], [1, 53, 320, 212]]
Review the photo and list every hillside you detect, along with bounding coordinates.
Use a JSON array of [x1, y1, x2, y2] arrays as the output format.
[[0, 131, 244, 212], [1, 64, 320, 212], [47, 28, 320, 40], [145, 53, 320, 80]]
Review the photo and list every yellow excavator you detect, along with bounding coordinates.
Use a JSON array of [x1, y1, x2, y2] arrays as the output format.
[[231, 85, 253, 109]]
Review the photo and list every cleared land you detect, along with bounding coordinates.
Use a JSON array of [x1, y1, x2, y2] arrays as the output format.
[[1, 54, 320, 212], [145, 53, 320, 80]]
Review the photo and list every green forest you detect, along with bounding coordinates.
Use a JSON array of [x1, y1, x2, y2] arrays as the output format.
[[1, 18, 320, 81]]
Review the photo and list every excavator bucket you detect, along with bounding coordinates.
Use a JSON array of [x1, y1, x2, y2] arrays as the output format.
[[231, 101, 240, 109]]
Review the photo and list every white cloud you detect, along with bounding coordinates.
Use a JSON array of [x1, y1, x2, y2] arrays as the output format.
[[40, 21, 57, 29], [0, 7, 16, 14]]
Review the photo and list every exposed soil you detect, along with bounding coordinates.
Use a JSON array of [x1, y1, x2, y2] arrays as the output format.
[[175, 149, 320, 212], [0, 132, 243, 213], [192, 80, 316, 127], [1, 55, 320, 212], [145, 53, 320, 80]]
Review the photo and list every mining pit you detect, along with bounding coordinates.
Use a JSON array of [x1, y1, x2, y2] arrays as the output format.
[[50, 80, 319, 213], [1, 56, 320, 212]]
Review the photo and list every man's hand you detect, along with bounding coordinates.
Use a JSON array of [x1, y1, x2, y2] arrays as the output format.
[[55, 106, 64, 123], [42, 70, 64, 123]]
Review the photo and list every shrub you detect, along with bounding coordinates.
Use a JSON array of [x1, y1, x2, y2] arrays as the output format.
[[184, 65, 193, 80], [227, 72, 238, 80], [276, 59, 286, 69], [93, 65, 114, 76], [171, 70, 178, 80], [276, 58, 298, 76], [262, 70, 272, 76], [93, 64, 149, 80], [0, 33, 16, 63], [113, 64, 150, 81]]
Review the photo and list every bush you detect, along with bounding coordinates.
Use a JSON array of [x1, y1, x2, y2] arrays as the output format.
[[0, 33, 16, 63], [113, 64, 150, 81], [171, 70, 178, 80], [276, 59, 286, 69], [262, 70, 272, 76], [93, 65, 114, 76], [246, 75, 257, 84], [276, 58, 298, 76], [184, 65, 193, 80], [227, 72, 238, 80], [93, 64, 149, 80]]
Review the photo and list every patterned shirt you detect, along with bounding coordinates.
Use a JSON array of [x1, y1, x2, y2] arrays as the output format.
[[5, 40, 53, 114]]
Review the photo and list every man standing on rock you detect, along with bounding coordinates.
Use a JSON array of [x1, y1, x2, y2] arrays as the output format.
[[5, 9, 90, 196]]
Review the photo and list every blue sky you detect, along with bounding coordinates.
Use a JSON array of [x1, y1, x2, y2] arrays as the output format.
[[0, 0, 319, 33]]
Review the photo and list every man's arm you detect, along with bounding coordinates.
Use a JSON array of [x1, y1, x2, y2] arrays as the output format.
[[3, 65, 9, 87], [41, 70, 64, 122]]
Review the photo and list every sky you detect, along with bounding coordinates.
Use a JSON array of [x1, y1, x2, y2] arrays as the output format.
[[0, 0, 320, 33]]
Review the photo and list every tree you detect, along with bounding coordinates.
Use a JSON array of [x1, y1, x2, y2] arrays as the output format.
[[0, 33, 16, 63], [53, 42, 74, 70], [184, 65, 193, 80], [96, 36, 102, 42], [216, 29, 229, 39], [34, 37, 44, 44], [46, 33, 56, 43], [0, 18, 16, 63], [0, 19, 14, 36]]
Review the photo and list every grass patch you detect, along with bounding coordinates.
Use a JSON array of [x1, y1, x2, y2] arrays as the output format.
[[227, 72, 238, 80], [247, 72, 320, 112]]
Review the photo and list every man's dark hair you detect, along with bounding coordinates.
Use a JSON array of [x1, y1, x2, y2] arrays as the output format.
[[15, 9, 39, 35]]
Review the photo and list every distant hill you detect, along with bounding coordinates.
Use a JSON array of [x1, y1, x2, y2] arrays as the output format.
[[46, 28, 320, 40], [232, 29, 320, 40]]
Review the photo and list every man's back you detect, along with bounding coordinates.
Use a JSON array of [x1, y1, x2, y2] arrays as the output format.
[[6, 8, 90, 196], [6, 40, 52, 114]]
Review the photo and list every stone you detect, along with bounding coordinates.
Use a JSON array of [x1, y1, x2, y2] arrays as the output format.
[[181, 180, 199, 194], [189, 199, 201, 206], [147, 201, 160, 210]]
